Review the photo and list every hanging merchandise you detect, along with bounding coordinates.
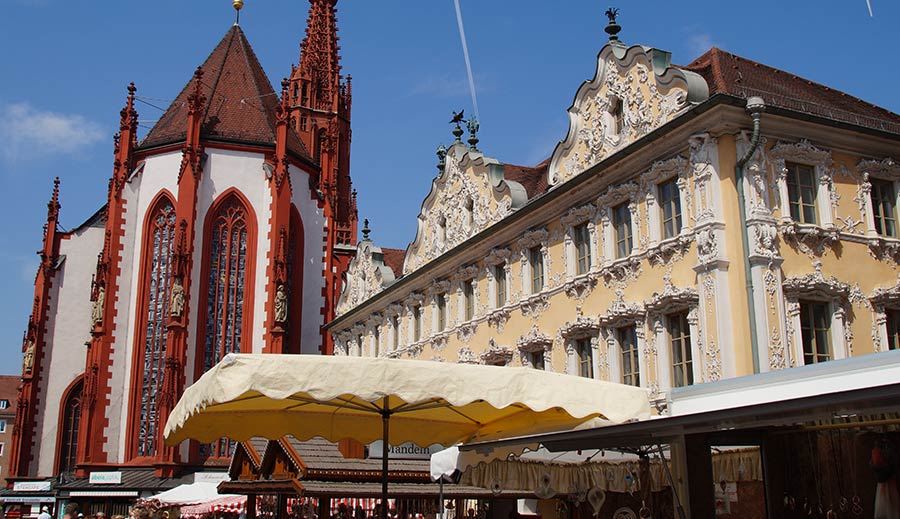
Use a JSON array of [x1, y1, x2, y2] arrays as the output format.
[[488, 478, 503, 497], [612, 507, 637, 519], [587, 486, 606, 516], [534, 473, 556, 499], [871, 436, 900, 519]]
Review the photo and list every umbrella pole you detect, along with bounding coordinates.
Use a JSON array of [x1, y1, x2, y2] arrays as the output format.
[[439, 477, 444, 519], [382, 398, 390, 519]]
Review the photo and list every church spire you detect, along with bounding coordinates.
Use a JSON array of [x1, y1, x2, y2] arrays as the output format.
[[295, 0, 342, 112]]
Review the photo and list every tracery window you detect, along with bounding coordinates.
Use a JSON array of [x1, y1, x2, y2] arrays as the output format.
[[199, 193, 255, 460], [203, 197, 250, 373], [58, 379, 82, 474], [134, 198, 176, 457]]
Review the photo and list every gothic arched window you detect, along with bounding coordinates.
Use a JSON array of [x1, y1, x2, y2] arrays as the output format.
[[287, 205, 305, 354], [198, 191, 256, 458], [57, 379, 83, 474], [129, 195, 176, 459]]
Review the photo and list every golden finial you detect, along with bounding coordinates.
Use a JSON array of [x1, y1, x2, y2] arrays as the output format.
[[233, 0, 244, 25]]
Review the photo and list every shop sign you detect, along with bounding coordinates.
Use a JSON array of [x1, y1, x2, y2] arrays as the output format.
[[88, 471, 122, 485], [3, 496, 53, 503], [367, 441, 445, 459], [193, 472, 229, 484], [12, 481, 52, 492]]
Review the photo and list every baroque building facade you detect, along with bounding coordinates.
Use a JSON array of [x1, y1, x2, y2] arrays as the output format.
[[8, 0, 356, 486], [328, 22, 900, 408]]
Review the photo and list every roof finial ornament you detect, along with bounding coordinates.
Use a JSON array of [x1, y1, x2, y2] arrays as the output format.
[[436, 144, 447, 173], [466, 115, 479, 152], [604, 7, 622, 43], [361, 218, 371, 241], [450, 110, 465, 143], [233, 0, 244, 26]]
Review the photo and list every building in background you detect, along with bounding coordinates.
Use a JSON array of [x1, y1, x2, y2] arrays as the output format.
[[328, 14, 900, 405], [4, 0, 356, 510], [0, 376, 18, 488]]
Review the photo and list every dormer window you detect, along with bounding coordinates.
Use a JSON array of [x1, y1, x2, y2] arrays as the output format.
[[465, 198, 474, 230], [438, 216, 447, 244]]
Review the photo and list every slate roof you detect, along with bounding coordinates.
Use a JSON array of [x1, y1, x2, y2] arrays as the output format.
[[685, 47, 900, 135], [140, 25, 311, 161]]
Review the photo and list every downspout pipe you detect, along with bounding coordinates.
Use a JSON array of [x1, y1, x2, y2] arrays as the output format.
[[735, 97, 766, 374]]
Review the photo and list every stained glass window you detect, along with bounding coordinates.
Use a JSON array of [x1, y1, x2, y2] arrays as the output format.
[[59, 380, 82, 474], [202, 196, 251, 459], [137, 199, 176, 457]]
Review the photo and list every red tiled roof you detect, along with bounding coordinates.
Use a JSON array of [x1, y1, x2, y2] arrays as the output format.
[[380, 248, 406, 279], [140, 26, 311, 160], [503, 158, 550, 200], [685, 47, 900, 135]]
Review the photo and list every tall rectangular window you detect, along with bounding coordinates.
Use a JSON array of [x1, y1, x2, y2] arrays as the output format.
[[530, 351, 545, 370], [617, 326, 640, 387], [530, 247, 544, 294], [887, 309, 900, 351], [0, 399, 7, 409], [0, 420, 6, 433], [413, 306, 421, 342], [437, 294, 447, 331], [574, 223, 591, 275], [576, 338, 593, 378], [871, 178, 897, 238], [800, 301, 832, 364], [495, 265, 507, 307], [391, 316, 399, 350], [463, 280, 475, 321], [669, 312, 693, 387], [658, 178, 682, 239], [613, 203, 633, 259], [786, 163, 818, 224], [373, 326, 380, 356]]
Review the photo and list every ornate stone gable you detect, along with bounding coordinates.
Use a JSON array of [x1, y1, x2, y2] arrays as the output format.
[[548, 44, 709, 186], [403, 144, 529, 274], [335, 240, 397, 316]]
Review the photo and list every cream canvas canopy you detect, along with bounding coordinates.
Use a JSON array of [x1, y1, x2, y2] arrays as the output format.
[[163, 354, 650, 519]]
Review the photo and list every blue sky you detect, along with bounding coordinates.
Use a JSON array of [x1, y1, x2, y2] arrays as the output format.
[[1, 0, 897, 374]]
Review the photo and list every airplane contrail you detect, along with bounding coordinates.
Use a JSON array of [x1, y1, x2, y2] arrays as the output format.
[[453, 0, 480, 119], [867, 0, 873, 16]]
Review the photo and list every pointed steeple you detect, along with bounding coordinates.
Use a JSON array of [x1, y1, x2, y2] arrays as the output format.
[[140, 26, 310, 160], [295, 0, 343, 112], [47, 177, 60, 222]]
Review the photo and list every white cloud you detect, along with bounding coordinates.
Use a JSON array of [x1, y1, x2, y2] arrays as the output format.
[[0, 102, 105, 161], [687, 32, 715, 57]]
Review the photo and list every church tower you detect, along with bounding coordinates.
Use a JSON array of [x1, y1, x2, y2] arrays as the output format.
[[288, 0, 357, 349]]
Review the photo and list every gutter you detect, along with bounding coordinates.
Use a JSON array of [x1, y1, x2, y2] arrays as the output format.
[[734, 97, 765, 374]]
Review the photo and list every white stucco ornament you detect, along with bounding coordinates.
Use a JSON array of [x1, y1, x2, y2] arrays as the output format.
[[336, 240, 397, 316], [403, 144, 528, 274], [548, 43, 709, 186]]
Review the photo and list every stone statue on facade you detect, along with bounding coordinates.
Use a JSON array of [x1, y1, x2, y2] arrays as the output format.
[[170, 277, 185, 317], [91, 286, 105, 328], [274, 284, 288, 323], [23, 340, 35, 374]]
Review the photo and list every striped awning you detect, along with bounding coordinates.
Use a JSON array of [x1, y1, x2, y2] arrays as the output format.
[[180, 495, 246, 518]]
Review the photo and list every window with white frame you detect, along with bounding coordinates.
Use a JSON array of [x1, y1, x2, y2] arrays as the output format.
[[658, 177, 682, 240], [436, 293, 447, 331], [0, 420, 6, 433], [529, 246, 544, 294], [870, 177, 898, 238], [612, 203, 632, 259], [799, 300, 832, 364], [786, 162, 818, 225], [391, 315, 400, 350], [517, 328, 552, 371], [885, 309, 900, 351], [0, 399, 7, 410], [611, 97, 625, 136], [576, 337, 593, 378], [495, 264, 507, 307], [529, 350, 546, 370], [463, 280, 475, 321], [573, 223, 592, 275], [412, 305, 422, 342], [0, 443, 4, 456], [782, 269, 851, 366], [617, 326, 640, 387], [668, 311, 694, 387]]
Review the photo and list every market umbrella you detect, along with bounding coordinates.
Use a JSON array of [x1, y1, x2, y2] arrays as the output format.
[[163, 354, 650, 519]]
